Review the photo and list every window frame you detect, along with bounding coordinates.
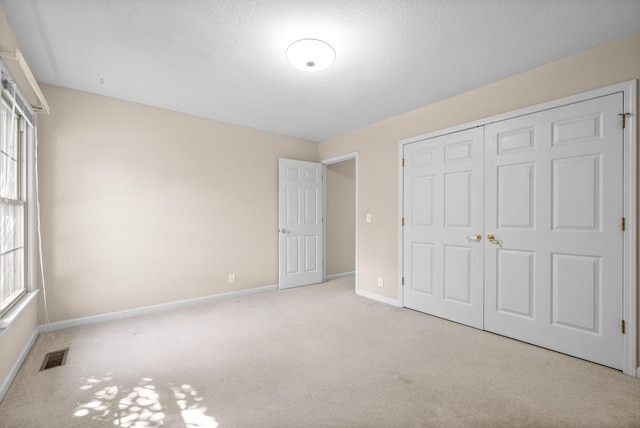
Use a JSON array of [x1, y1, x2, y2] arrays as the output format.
[[0, 61, 35, 319]]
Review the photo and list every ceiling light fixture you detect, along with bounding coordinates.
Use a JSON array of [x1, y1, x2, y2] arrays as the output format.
[[286, 39, 335, 72]]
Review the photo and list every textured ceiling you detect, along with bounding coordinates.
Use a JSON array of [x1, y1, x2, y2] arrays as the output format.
[[1, 0, 639, 142]]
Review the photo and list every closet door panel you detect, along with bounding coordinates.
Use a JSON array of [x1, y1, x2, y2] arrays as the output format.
[[484, 93, 623, 370], [403, 128, 484, 329]]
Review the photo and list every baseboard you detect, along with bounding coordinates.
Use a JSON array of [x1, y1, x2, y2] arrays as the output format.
[[38, 284, 279, 333], [326, 271, 355, 280], [356, 289, 402, 307], [0, 328, 39, 403], [637, 366, 640, 378]]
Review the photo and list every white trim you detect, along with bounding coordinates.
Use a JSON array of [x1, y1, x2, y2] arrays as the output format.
[[0, 48, 49, 114], [321, 152, 359, 296], [398, 144, 404, 308], [356, 289, 401, 307], [322, 162, 327, 283], [399, 80, 638, 377], [26, 115, 36, 299], [38, 284, 278, 333], [0, 58, 36, 123], [326, 271, 355, 280], [321, 152, 358, 165], [0, 327, 38, 403], [400, 81, 638, 146], [621, 80, 637, 377], [0, 291, 38, 332]]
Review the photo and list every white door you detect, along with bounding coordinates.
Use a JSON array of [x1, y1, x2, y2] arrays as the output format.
[[403, 128, 484, 329], [484, 93, 624, 369], [402, 92, 625, 369], [278, 159, 324, 289]]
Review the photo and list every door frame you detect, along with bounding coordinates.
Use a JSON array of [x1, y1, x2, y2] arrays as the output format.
[[321, 152, 359, 294], [398, 80, 637, 377]]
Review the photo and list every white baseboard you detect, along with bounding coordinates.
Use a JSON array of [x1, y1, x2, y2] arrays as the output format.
[[326, 271, 355, 280], [38, 284, 279, 333], [0, 328, 39, 403], [356, 289, 402, 307]]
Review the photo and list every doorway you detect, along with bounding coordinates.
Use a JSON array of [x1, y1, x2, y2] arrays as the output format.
[[323, 153, 358, 292]]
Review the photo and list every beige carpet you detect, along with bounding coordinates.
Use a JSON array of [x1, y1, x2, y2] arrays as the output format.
[[1, 276, 639, 427]]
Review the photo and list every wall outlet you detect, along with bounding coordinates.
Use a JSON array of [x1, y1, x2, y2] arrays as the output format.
[[228, 274, 236, 285], [366, 213, 372, 223], [377, 276, 384, 287]]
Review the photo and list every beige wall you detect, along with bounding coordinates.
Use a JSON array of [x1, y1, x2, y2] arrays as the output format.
[[0, 299, 37, 396], [326, 159, 356, 275], [36, 85, 317, 322]]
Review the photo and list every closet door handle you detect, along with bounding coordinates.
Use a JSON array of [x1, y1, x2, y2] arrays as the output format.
[[487, 234, 500, 245], [466, 234, 482, 241]]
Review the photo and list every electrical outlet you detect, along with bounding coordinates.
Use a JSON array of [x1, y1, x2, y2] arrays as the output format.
[[377, 276, 384, 287], [366, 213, 372, 223], [228, 274, 236, 285]]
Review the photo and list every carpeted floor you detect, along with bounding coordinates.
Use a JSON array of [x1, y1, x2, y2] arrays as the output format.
[[1, 276, 640, 427]]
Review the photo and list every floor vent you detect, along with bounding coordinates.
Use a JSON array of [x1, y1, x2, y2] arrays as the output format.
[[40, 348, 69, 371]]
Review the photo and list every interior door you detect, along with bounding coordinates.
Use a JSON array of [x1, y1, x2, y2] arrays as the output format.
[[278, 159, 324, 289], [403, 128, 484, 329], [483, 93, 624, 369]]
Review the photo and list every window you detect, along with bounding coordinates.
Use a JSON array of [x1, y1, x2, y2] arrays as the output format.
[[0, 66, 33, 317]]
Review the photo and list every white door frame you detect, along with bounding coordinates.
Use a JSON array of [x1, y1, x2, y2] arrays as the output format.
[[321, 152, 359, 294], [398, 80, 637, 377]]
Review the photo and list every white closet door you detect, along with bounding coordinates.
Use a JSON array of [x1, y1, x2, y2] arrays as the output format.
[[484, 93, 624, 369], [403, 128, 484, 329]]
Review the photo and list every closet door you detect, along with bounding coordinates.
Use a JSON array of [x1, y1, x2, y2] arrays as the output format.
[[403, 128, 484, 329], [484, 93, 624, 369]]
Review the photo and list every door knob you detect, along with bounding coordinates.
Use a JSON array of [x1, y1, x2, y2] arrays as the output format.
[[487, 234, 500, 244], [280, 228, 288, 234], [466, 234, 482, 241]]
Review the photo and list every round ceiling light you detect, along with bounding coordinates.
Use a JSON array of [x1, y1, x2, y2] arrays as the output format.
[[286, 39, 336, 72]]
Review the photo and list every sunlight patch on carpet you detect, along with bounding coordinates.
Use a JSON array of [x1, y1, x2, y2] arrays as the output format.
[[73, 373, 218, 427], [172, 383, 218, 428]]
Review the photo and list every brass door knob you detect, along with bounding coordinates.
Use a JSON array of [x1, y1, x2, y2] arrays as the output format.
[[487, 234, 500, 244]]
